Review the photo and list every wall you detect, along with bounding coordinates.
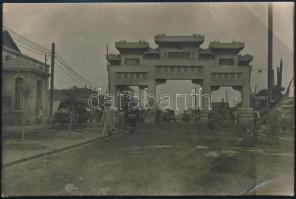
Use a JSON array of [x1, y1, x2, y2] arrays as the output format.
[[2, 71, 49, 125]]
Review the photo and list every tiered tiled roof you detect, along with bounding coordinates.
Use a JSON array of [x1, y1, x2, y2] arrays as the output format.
[[209, 41, 244, 50], [199, 48, 214, 55], [144, 48, 159, 54], [238, 54, 253, 62], [154, 34, 204, 44], [115, 40, 149, 50]]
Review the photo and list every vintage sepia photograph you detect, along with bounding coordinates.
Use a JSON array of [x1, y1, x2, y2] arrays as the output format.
[[1, 2, 294, 196]]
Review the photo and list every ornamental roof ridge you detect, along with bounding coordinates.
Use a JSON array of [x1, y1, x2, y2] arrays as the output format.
[[115, 40, 149, 49], [115, 40, 149, 44], [154, 34, 204, 44], [209, 41, 245, 49], [154, 33, 204, 37]]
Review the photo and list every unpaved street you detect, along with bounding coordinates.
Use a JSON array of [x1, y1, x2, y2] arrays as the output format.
[[2, 124, 294, 196]]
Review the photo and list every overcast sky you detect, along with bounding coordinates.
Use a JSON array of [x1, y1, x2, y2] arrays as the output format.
[[3, 2, 294, 103]]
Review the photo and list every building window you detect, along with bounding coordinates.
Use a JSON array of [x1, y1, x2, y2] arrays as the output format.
[[125, 58, 140, 65], [15, 77, 24, 110], [168, 52, 191, 59], [219, 58, 234, 65]]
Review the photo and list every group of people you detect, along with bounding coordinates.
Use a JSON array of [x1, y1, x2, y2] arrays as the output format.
[[101, 106, 140, 141], [207, 103, 286, 144], [101, 100, 287, 144], [251, 104, 285, 144], [207, 107, 240, 130]]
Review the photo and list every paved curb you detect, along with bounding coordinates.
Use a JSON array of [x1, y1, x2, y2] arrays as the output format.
[[3, 135, 105, 167], [2, 126, 52, 133]]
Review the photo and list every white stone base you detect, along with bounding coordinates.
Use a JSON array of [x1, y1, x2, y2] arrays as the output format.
[[239, 107, 254, 125], [199, 110, 209, 123]]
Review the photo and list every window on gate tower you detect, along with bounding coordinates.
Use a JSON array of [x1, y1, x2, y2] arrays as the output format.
[[167, 52, 191, 59], [219, 58, 234, 65], [125, 58, 140, 65]]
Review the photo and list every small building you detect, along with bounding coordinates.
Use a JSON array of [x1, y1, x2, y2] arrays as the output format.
[[2, 30, 50, 125]]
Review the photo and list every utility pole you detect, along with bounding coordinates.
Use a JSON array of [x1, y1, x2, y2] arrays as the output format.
[[194, 87, 198, 109], [139, 87, 142, 109], [277, 59, 283, 88], [267, 3, 273, 104], [68, 86, 75, 131], [44, 55, 47, 67], [106, 44, 110, 94], [49, 42, 55, 119]]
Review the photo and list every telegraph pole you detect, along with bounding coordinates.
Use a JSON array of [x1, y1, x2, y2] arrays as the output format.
[[44, 55, 47, 66], [106, 44, 111, 94], [267, 3, 273, 104], [49, 42, 55, 119], [194, 87, 197, 109]]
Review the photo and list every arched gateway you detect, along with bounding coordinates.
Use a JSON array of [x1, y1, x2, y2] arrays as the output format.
[[106, 34, 254, 123]]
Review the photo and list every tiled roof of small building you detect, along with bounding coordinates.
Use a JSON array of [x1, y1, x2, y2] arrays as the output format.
[[2, 30, 21, 52], [115, 40, 149, 49], [209, 41, 244, 50], [3, 45, 49, 67], [154, 34, 204, 43]]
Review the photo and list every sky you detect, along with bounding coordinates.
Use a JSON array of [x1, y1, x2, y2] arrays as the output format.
[[3, 2, 294, 107]]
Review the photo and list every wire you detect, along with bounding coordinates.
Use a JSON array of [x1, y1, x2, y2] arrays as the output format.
[[55, 53, 97, 87], [4, 26, 98, 88], [55, 62, 86, 86], [55, 56, 91, 85], [9, 34, 51, 55], [3, 25, 51, 54], [54, 54, 90, 87], [13, 41, 47, 56]]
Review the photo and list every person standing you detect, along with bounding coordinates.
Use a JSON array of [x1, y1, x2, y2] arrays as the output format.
[[101, 107, 114, 140], [155, 109, 161, 124], [266, 105, 282, 144], [118, 109, 125, 130], [252, 109, 261, 143], [37, 108, 43, 124]]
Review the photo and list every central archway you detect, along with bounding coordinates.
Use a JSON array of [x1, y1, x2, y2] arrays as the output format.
[[211, 86, 242, 108], [156, 80, 199, 114]]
